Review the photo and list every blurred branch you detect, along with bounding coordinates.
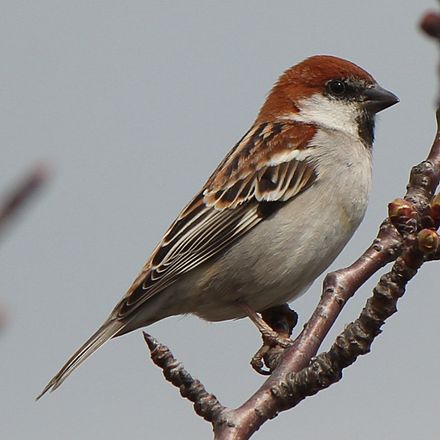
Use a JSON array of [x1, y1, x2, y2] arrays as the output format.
[[143, 7, 440, 440], [0, 164, 49, 328], [0, 165, 48, 237]]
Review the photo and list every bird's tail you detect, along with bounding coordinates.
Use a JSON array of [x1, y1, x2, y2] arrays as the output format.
[[36, 318, 126, 400]]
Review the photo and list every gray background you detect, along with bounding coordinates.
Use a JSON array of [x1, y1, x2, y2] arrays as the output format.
[[1, 1, 439, 439]]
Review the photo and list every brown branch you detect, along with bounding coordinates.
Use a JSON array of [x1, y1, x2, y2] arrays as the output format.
[[143, 8, 440, 440], [256, 230, 434, 412], [143, 332, 226, 424]]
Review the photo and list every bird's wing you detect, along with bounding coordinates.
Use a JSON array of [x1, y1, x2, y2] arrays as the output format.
[[116, 121, 318, 319]]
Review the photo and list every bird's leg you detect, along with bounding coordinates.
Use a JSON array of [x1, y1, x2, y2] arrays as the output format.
[[244, 306, 293, 348], [242, 304, 298, 375], [242, 303, 297, 346], [261, 304, 298, 338]]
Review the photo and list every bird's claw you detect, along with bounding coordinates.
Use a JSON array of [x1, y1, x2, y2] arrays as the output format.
[[249, 304, 297, 375]]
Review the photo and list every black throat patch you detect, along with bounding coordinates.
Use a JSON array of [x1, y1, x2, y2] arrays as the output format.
[[357, 111, 375, 147]]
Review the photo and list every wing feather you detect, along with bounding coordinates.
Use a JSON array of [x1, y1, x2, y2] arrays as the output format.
[[116, 121, 318, 318]]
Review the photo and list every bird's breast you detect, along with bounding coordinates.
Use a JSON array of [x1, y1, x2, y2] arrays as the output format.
[[176, 132, 372, 321]]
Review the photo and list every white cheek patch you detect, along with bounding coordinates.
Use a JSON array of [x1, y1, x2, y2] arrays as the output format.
[[289, 94, 361, 139]]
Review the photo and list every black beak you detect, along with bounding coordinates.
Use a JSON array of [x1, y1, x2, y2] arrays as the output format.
[[363, 84, 399, 113]]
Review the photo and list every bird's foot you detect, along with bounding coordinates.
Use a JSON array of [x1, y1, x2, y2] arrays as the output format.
[[245, 304, 298, 375]]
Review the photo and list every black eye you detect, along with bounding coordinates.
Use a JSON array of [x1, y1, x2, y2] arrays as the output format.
[[327, 80, 346, 96]]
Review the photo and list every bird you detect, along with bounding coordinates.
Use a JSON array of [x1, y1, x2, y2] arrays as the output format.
[[38, 55, 398, 398]]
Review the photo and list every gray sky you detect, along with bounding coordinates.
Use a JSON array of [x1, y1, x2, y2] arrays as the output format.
[[1, 1, 439, 439]]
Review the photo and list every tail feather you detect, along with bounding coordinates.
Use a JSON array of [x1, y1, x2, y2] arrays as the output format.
[[37, 319, 126, 400]]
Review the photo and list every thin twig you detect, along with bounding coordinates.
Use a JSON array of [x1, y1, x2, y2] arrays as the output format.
[[143, 332, 227, 424]]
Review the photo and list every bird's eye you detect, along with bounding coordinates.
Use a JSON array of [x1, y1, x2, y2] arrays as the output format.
[[327, 80, 346, 96]]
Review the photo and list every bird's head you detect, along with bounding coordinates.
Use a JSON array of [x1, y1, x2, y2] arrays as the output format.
[[257, 55, 399, 145]]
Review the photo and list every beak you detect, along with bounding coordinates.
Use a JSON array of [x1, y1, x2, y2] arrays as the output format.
[[363, 84, 399, 113]]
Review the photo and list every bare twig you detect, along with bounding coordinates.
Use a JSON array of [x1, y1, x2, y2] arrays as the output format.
[[143, 332, 226, 424]]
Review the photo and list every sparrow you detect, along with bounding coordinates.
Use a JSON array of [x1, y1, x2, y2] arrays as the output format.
[[38, 55, 398, 398]]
